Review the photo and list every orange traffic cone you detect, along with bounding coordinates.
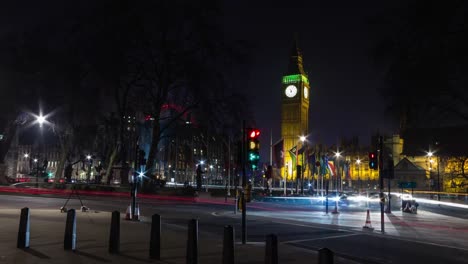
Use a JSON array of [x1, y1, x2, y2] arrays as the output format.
[[362, 209, 374, 231], [125, 205, 132, 220]]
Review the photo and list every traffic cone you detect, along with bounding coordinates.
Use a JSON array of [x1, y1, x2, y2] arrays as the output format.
[[362, 209, 374, 231], [125, 205, 132, 220]]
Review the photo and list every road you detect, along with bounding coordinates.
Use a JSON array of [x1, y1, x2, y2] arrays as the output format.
[[0, 193, 467, 264]]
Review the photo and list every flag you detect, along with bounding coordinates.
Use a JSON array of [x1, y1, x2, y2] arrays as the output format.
[[320, 155, 328, 175], [289, 145, 297, 168], [289, 145, 297, 156], [328, 161, 336, 177], [273, 139, 284, 168]]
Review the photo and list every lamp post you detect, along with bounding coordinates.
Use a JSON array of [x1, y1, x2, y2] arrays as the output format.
[[427, 151, 440, 201], [33, 158, 39, 188], [356, 158, 361, 194], [333, 151, 341, 214], [300, 136, 306, 195], [86, 155, 92, 183], [34, 113, 47, 188]]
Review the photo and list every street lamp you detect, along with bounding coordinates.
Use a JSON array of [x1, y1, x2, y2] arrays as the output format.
[[334, 151, 341, 192], [427, 151, 440, 201], [86, 155, 93, 183], [33, 158, 39, 188], [299, 135, 306, 194], [356, 158, 361, 193]]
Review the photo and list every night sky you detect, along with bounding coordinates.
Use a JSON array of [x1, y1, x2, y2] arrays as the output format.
[[1, 1, 398, 159], [224, 0, 398, 156]]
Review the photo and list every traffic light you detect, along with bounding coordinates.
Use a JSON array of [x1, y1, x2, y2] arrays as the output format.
[[369, 152, 378, 170], [247, 129, 260, 170]]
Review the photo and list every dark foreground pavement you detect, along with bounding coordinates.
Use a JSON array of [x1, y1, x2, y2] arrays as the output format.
[[0, 208, 358, 264]]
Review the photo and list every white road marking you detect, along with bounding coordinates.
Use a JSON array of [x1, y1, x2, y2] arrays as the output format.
[[282, 233, 359, 244], [367, 232, 468, 252]]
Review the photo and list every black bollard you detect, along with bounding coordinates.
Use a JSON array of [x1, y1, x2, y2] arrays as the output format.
[[186, 219, 198, 264], [222, 225, 234, 264], [17, 207, 30, 249], [149, 214, 161, 259], [318, 247, 334, 264], [109, 211, 120, 254], [64, 209, 76, 251], [265, 234, 278, 264]]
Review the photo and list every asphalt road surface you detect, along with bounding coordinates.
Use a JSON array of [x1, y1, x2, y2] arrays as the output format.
[[1, 194, 467, 264]]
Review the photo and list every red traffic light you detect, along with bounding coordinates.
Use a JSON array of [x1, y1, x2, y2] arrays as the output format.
[[369, 152, 375, 159], [249, 129, 260, 139]]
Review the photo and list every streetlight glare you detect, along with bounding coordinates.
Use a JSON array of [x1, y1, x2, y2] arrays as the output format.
[[335, 152, 341, 158], [299, 135, 306, 142], [86, 155, 92, 160], [37, 115, 46, 125], [33, 158, 38, 163], [427, 151, 433, 157], [356, 159, 361, 164], [24, 153, 29, 158]]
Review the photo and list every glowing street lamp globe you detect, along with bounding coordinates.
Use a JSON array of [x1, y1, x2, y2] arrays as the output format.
[[37, 115, 46, 126]]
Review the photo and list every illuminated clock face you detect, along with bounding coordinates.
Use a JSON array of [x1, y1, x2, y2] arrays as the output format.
[[285, 85, 297, 98], [304, 87, 309, 99]]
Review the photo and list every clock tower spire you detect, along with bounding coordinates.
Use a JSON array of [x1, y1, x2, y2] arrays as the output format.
[[280, 37, 310, 184], [287, 37, 306, 75]]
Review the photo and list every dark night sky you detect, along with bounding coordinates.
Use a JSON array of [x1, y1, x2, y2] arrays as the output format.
[[223, 0, 398, 160], [1, 1, 399, 159]]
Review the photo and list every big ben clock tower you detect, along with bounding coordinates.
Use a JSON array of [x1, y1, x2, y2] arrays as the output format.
[[281, 40, 309, 179]]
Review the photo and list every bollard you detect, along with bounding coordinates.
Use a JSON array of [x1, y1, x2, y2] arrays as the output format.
[[222, 225, 235, 264], [17, 207, 30, 249], [64, 209, 76, 251], [149, 214, 161, 259], [265, 234, 278, 264], [186, 219, 198, 264], [109, 211, 120, 254], [318, 247, 334, 264]]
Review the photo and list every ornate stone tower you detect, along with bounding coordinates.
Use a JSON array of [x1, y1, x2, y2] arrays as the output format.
[[281, 40, 309, 179]]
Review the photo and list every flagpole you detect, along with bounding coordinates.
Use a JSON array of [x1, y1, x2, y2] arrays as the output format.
[[295, 140, 299, 194], [269, 129, 273, 189], [269, 129, 272, 166]]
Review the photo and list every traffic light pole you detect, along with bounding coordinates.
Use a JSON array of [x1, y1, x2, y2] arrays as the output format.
[[131, 138, 140, 221], [241, 120, 246, 245], [378, 136, 385, 233]]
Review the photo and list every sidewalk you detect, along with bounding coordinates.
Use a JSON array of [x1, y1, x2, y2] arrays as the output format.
[[0, 208, 357, 264]]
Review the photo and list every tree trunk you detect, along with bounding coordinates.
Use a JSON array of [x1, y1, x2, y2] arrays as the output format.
[[54, 146, 68, 184], [103, 147, 118, 184], [146, 121, 161, 179], [0, 163, 7, 184]]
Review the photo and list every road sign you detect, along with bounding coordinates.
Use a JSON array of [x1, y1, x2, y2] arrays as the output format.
[[397, 182, 416, 188]]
